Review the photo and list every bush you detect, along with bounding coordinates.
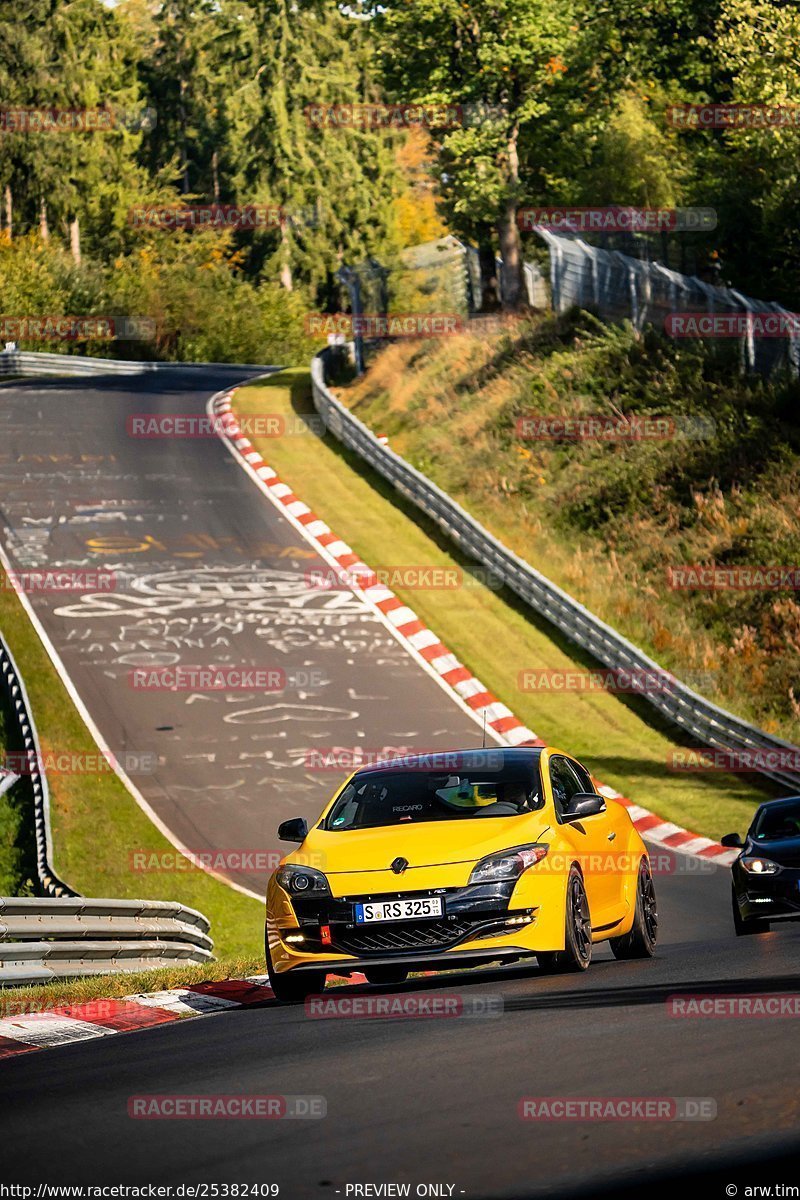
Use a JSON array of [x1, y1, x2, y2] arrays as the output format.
[[0, 232, 318, 366]]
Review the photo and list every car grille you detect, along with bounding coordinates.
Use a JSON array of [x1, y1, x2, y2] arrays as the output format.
[[332, 916, 500, 955]]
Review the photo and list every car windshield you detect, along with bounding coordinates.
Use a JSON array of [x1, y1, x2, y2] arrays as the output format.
[[752, 800, 800, 842], [323, 767, 543, 831]]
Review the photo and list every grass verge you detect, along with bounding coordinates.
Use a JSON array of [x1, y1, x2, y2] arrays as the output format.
[[235, 369, 774, 842]]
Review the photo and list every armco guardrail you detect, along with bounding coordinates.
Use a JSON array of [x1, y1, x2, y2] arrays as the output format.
[[0, 632, 76, 897], [0, 348, 277, 377], [0, 898, 213, 986], [311, 349, 800, 792]]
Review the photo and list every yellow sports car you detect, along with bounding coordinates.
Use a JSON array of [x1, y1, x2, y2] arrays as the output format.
[[265, 747, 657, 1001]]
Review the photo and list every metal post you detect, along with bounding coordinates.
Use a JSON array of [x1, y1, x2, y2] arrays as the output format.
[[337, 265, 364, 376]]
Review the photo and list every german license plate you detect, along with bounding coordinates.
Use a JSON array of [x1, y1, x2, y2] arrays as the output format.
[[354, 897, 444, 924]]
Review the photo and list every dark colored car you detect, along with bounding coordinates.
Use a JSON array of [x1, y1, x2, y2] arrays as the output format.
[[722, 796, 800, 935]]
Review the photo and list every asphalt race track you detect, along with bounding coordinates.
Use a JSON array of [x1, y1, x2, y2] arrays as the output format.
[[2, 371, 800, 1196], [3, 843, 800, 1195], [0, 370, 480, 894]]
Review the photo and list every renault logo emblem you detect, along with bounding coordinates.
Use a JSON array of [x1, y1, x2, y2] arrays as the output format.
[[391, 857, 409, 875]]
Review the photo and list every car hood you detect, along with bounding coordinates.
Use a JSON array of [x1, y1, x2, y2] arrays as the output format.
[[746, 835, 800, 868], [289, 816, 551, 875]]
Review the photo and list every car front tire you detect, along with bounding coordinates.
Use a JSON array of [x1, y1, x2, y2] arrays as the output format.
[[537, 866, 592, 973], [610, 858, 658, 960], [265, 931, 327, 1003]]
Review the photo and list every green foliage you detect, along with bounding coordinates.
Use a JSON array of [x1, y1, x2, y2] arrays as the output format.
[[0, 0, 402, 310], [0, 232, 317, 363], [223, 0, 401, 296], [581, 91, 687, 209], [0, 0, 149, 259], [377, 0, 575, 279]]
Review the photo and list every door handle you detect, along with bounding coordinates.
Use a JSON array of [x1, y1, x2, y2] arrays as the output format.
[[607, 832, 616, 842]]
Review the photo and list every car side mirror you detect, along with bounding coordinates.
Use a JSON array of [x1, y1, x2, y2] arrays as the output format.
[[721, 832, 744, 848], [563, 793, 606, 821], [278, 817, 308, 843]]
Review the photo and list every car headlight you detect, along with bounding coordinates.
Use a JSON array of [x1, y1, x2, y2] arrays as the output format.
[[276, 864, 331, 895], [741, 856, 782, 876], [469, 843, 549, 884]]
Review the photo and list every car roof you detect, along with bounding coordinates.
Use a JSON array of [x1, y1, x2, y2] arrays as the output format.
[[351, 747, 544, 779], [755, 795, 800, 812]]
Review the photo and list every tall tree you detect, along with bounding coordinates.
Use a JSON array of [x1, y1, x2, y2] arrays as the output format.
[[225, 0, 400, 299], [0, 0, 148, 259], [376, 0, 574, 309], [141, 0, 229, 199]]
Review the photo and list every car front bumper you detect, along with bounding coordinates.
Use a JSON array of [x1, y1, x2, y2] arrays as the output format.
[[266, 874, 569, 975], [734, 865, 800, 922]]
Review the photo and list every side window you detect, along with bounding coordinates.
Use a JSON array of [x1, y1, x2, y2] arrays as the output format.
[[549, 757, 582, 819], [569, 759, 595, 796]]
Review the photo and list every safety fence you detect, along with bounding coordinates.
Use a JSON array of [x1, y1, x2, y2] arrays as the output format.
[[340, 231, 799, 380], [534, 229, 800, 379]]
